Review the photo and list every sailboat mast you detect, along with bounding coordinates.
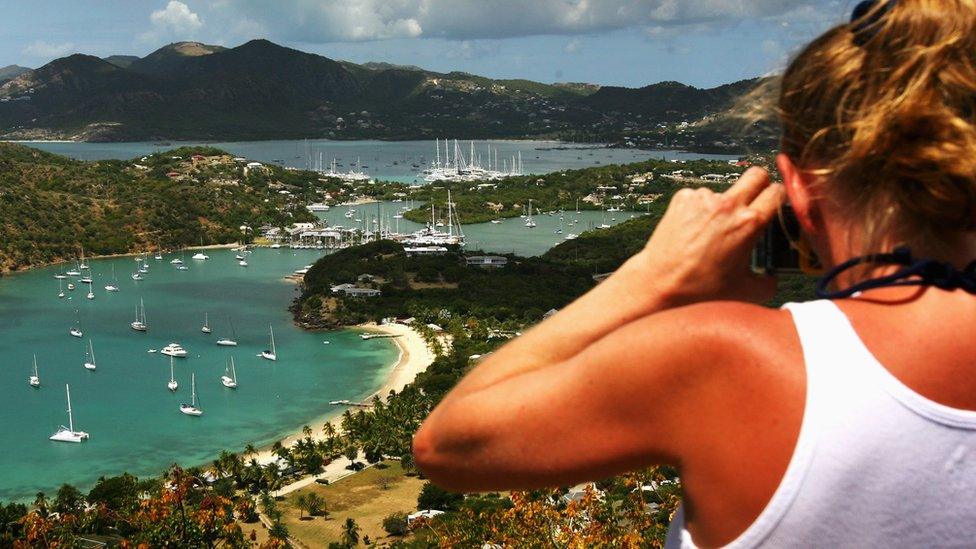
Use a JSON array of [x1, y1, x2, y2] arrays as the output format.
[[170, 356, 175, 383], [270, 326, 276, 355], [66, 385, 74, 432]]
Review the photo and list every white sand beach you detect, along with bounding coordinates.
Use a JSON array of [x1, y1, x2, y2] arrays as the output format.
[[251, 322, 434, 468]]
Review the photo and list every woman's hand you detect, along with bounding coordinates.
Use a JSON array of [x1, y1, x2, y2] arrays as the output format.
[[631, 167, 785, 305]]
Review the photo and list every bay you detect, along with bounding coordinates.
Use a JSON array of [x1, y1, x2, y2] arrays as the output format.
[[0, 248, 398, 501], [18, 139, 738, 183]]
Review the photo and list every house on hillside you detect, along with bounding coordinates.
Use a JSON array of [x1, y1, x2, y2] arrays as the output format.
[[465, 255, 508, 268]]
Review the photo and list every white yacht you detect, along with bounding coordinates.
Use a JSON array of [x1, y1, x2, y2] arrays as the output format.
[[105, 265, 120, 292], [84, 340, 97, 371], [260, 325, 277, 361], [221, 357, 238, 388], [50, 385, 89, 443], [177, 264, 189, 271], [29, 355, 40, 388], [239, 259, 248, 267], [170, 257, 184, 265], [217, 318, 239, 346], [67, 282, 75, 291], [131, 272, 143, 280], [201, 313, 211, 334], [180, 374, 203, 416], [162, 343, 188, 358], [564, 233, 579, 240], [69, 326, 83, 338], [307, 203, 330, 212], [131, 299, 148, 332], [525, 200, 537, 228], [167, 356, 178, 391], [191, 252, 209, 260]]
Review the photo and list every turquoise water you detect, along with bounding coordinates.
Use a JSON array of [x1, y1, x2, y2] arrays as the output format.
[[0, 248, 398, 501], [20, 139, 737, 183], [317, 201, 644, 257]]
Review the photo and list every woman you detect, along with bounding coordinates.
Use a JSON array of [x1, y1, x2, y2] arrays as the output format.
[[413, 1, 976, 546]]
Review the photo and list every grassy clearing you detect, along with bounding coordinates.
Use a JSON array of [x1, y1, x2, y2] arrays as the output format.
[[280, 461, 424, 547]]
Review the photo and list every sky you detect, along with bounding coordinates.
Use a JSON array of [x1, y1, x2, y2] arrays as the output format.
[[0, 0, 850, 88]]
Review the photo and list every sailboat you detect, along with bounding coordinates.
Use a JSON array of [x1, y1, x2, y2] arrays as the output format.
[[29, 355, 40, 388], [217, 318, 238, 346], [260, 325, 277, 361], [70, 310, 83, 338], [180, 373, 203, 416], [78, 248, 89, 270], [201, 313, 211, 334], [50, 385, 89, 442], [105, 265, 120, 292], [167, 356, 178, 391], [67, 282, 76, 291], [525, 200, 537, 228], [86, 280, 95, 300], [131, 299, 148, 332], [83, 340, 97, 371], [221, 357, 238, 388], [58, 279, 65, 299]]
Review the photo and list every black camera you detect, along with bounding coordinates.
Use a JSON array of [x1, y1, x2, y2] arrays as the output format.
[[751, 203, 821, 275]]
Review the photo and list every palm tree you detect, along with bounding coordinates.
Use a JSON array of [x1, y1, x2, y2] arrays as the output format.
[[295, 493, 310, 519], [341, 517, 361, 546], [243, 443, 257, 460], [306, 493, 325, 518]]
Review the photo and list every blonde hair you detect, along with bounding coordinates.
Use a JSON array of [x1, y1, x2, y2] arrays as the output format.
[[779, 0, 976, 254]]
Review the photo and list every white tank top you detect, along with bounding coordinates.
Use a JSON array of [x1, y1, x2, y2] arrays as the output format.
[[665, 299, 976, 548]]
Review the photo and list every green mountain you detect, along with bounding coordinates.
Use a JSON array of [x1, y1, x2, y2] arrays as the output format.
[[0, 142, 317, 273], [0, 39, 763, 143], [0, 64, 29, 84], [102, 55, 140, 69]]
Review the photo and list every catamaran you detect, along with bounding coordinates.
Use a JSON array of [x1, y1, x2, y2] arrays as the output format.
[[70, 310, 83, 338], [221, 357, 238, 388], [260, 325, 277, 361], [50, 385, 89, 442], [180, 373, 203, 416], [191, 252, 210, 260], [131, 299, 148, 332], [201, 313, 211, 334], [29, 355, 40, 388], [162, 343, 188, 358], [84, 340, 97, 371], [167, 356, 178, 391]]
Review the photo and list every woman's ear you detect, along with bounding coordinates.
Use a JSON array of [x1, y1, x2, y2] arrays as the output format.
[[776, 153, 818, 234]]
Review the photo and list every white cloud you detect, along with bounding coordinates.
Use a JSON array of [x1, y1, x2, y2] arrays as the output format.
[[564, 38, 582, 54], [140, 1, 203, 43], [212, 0, 832, 43], [22, 41, 75, 60]]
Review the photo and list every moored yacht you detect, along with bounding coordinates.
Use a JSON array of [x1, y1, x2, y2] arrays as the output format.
[[191, 252, 209, 260], [167, 356, 178, 391], [180, 374, 203, 416], [221, 357, 238, 388], [29, 355, 40, 388], [83, 340, 97, 371], [131, 299, 148, 331], [162, 343, 188, 357], [260, 325, 277, 361], [50, 385, 89, 442]]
